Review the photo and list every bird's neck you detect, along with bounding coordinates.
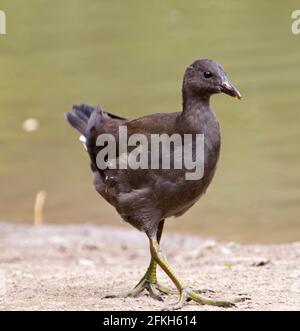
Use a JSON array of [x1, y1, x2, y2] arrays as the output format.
[[179, 87, 218, 136], [182, 89, 211, 114]]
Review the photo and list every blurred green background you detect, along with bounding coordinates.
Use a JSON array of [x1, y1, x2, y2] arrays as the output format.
[[1, 0, 300, 243]]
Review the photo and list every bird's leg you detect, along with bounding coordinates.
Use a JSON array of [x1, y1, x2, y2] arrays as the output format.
[[134, 221, 176, 298], [104, 220, 174, 301], [141, 220, 176, 297], [149, 238, 235, 310]]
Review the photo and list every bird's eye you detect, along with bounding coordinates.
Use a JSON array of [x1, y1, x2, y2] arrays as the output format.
[[203, 71, 212, 79]]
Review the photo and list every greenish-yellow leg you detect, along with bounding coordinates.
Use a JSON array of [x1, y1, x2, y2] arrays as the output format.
[[104, 221, 174, 301], [149, 239, 235, 310]]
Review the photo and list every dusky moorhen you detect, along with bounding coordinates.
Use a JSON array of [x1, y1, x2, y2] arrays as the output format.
[[66, 59, 241, 309]]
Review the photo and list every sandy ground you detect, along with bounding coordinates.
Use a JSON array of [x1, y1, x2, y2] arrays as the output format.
[[0, 223, 300, 311]]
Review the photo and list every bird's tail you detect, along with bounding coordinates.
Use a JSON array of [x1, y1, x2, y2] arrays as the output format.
[[65, 104, 97, 135]]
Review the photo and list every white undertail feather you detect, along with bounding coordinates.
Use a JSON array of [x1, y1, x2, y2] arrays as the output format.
[[79, 135, 87, 151]]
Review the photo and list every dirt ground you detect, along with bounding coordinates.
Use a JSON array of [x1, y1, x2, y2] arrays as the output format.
[[0, 223, 300, 311]]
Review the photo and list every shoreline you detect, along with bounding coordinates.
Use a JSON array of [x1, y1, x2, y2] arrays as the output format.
[[0, 223, 300, 310]]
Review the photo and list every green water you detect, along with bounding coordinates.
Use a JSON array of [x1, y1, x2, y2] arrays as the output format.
[[1, 1, 300, 243]]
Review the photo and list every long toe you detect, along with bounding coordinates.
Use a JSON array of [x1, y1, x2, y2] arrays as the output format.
[[103, 279, 174, 301], [103, 281, 146, 299], [164, 288, 236, 310], [156, 283, 177, 295], [189, 289, 235, 307], [148, 283, 164, 301]]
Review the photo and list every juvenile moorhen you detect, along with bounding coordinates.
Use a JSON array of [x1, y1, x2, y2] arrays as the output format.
[[66, 59, 241, 309]]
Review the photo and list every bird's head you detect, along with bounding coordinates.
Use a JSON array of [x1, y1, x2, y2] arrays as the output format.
[[183, 59, 241, 100]]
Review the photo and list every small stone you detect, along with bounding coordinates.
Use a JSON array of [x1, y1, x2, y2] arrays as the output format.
[[22, 118, 39, 132], [251, 258, 270, 267], [77, 258, 95, 267]]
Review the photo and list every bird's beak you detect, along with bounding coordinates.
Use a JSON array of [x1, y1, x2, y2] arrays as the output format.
[[220, 74, 242, 100]]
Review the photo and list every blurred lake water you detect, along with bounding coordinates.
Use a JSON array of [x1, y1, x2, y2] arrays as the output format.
[[0, 0, 300, 243]]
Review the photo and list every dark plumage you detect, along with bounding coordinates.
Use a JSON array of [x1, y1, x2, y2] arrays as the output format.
[[66, 59, 241, 309]]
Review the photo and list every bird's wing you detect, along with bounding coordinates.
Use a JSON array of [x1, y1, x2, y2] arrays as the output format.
[[85, 110, 181, 177], [86, 111, 180, 159], [125, 112, 180, 136]]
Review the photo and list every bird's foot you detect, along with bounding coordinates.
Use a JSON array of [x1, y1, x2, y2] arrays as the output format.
[[103, 277, 175, 301], [164, 287, 236, 310]]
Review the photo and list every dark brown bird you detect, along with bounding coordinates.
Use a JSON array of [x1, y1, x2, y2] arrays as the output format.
[[66, 59, 241, 309]]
